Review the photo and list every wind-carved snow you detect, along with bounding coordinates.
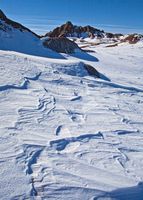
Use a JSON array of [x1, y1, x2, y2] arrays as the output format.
[[0, 41, 143, 199]]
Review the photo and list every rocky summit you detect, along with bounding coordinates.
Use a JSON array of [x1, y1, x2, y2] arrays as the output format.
[[45, 21, 104, 38]]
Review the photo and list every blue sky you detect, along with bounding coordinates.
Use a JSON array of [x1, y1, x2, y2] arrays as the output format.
[[0, 0, 143, 34]]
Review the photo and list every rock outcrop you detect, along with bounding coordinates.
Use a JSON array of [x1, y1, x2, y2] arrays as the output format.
[[121, 34, 142, 44], [0, 9, 7, 20], [84, 64, 100, 78], [43, 37, 81, 53], [105, 32, 123, 39]]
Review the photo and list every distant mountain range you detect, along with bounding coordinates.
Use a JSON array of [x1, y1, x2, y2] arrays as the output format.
[[45, 21, 123, 39], [0, 9, 142, 55], [44, 21, 142, 44]]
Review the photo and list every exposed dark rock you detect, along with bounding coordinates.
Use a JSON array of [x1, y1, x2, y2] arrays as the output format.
[[106, 32, 115, 38], [0, 10, 7, 20], [82, 49, 96, 53], [106, 32, 123, 39], [84, 64, 100, 78], [114, 33, 123, 38], [106, 43, 118, 47], [43, 37, 81, 53], [121, 34, 142, 44]]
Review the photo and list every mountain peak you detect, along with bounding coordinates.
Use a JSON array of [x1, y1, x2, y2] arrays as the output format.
[[46, 21, 102, 38], [65, 21, 73, 26]]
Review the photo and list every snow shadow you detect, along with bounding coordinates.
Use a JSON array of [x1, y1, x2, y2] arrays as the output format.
[[0, 47, 66, 59], [94, 182, 143, 200], [99, 72, 111, 81], [0, 73, 41, 92], [43, 183, 143, 200], [88, 79, 143, 93], [71, 51, 99, 62], [50, 132, 103, 151]]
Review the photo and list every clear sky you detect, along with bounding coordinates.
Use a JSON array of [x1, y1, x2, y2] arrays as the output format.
[[0, 0, 143, 35]]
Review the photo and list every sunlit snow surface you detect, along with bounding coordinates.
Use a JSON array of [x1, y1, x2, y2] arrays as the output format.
[[0, 42, 143, 200]]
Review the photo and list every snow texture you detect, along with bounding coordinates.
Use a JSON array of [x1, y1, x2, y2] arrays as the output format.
[[0, 38, 143, 200]]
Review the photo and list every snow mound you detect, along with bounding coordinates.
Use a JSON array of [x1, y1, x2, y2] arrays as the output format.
[[0, 52, 41, 89], [52, 62, 89, 77], [51, 62, 101, 78]]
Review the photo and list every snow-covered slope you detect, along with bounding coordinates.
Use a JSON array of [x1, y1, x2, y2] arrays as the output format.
[[0, 10, 63, 59], [0, 39, 143, 199]]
